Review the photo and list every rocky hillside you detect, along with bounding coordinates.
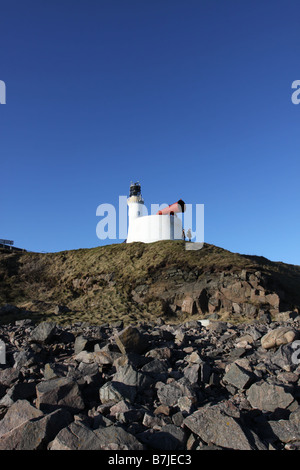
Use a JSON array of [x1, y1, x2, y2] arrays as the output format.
[[0, 241, 300, 325]]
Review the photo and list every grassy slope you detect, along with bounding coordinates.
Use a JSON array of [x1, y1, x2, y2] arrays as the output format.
[[0, 241, 299, 325]]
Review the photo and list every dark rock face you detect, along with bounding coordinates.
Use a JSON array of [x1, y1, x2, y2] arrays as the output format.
[[144, 268, 300, 322], [0, 317, 299, 450]]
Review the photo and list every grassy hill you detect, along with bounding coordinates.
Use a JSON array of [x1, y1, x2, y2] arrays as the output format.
[[0, 241, 299, 325]]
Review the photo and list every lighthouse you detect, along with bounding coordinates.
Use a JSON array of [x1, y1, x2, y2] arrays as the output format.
[[127, 182, 185, 244]]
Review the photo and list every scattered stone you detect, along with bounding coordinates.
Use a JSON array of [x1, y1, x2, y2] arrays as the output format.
[[146, 424, 186, 450], [36, 377, 85, 413], [30, 322, 57, 344], [49, 421, 102, 450], [223, 363, 254, 390], [0, 408, 72, 450], [246, 382, 295, 412], [74, 335, 90, 354], [0, 367, 20, 387], [0, 399, 43, 438], [145, 346, 172, 360], [208, 321, 228, 333], [154, 404, 170, 416], [13, 350, 36, 369], [0, 316, 299, 450], [183, 404, 253, 450], [188, 351, 202, 364], [94, 425, 144, 450], [100, 381, 136, 403], [115, 326, 148, 355], [156, 380, 196, 408], [271, 343, 298, 371], [43, 363, 68, 380], [267, 419, 300, 444]]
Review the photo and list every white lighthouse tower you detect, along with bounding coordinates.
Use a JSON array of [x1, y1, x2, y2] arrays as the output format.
[[126, 182, 185, 244], [127, 182, 145, 243]]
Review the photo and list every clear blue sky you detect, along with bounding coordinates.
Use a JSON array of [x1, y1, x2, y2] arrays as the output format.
[[1, 0, 299, 265]]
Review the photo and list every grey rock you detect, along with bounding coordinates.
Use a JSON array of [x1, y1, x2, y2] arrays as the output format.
[[246, 381, 295, 412], [156, 380, 195, 408], [113, 363, 150, 389], [208, 322, 228, 333], [271, 343, 297, 371], [0, 367, 20, 387], [146, 346, 172, 360], [94, 425, 144, 450], [30, 322, 57, 344], [183, 405, 253, 450], [141, 358, 169, 378], [143, 411, 166, 429], [177, 396, 194, 413], [0, 399, 43, 438], [0, 408, 72, 450], [1, 314, 300, 450], [115, 326, 148, 355], [49, 421, 102, 450], [100, 381, 136, 403], [74, 334, 100, 354], [183, 364, 199, 384], [43, 363, 68, 380], [147, 424, 187, 450], [74, 335, 89, 354], [13, 350, 36, 369], [223, 363, 254, 390], [36, 377, 85, 413], [267, 419, 300, 444], [290, 407, 300, 425], [172, 411, 185, 427]]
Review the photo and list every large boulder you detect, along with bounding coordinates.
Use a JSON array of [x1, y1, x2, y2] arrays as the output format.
[[94, 425, 144, 450], [0, 399, 43, 438], [30, 322, 57, 344], [36, 377, 85, 413], [0, 408, 72, 450], [49, 422, 103, 450], [115, 326, 148, 355], [183, 404, 253, 450], [156, 380, 196, 408], [261, 327, 297, 350], [223, 363, 254, 390], [246, 381, 295, 412], [49, 421, 144, 450]]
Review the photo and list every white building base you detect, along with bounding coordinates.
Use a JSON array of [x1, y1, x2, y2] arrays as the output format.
[[127, 214, 183, 244]]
